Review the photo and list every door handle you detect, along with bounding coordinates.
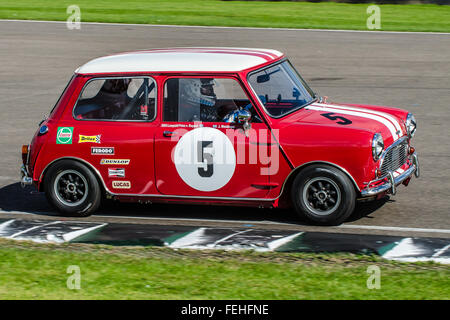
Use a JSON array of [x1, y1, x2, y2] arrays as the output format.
[[163, 131, 176, 137]]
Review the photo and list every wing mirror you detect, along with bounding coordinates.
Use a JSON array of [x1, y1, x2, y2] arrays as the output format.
[[236, 109, 251, 136], [236, 109, 251, 124], [224, 109, 251, 135]]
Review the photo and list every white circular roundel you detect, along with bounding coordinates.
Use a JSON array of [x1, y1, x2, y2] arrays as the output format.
[[174, 127, 236, 192]]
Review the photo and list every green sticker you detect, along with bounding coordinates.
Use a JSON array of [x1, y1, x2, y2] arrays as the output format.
[[56, 127, 74, 144]]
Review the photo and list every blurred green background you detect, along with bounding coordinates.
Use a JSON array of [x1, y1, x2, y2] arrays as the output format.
[[1, 0, 449, 32]]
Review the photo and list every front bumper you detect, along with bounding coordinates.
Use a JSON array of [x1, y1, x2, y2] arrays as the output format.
[[360, 153, 419, 197], [20, 164, 33, 188]]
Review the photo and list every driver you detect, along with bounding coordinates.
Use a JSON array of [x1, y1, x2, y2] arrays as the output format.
[[199, 78, 218, 122]]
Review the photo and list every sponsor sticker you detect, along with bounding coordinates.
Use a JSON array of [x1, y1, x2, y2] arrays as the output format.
[[100, 159, 130, 165], [56, 127, 74, 144], [79, 135, 101, 144], [91, 147, 115, 155], [108, 168, 125, 178], [112, 181, 131, 189], [140, 105, 148, 116]]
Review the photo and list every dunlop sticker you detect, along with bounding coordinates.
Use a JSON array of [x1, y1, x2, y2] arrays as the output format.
[[100, 159, 130, 165]]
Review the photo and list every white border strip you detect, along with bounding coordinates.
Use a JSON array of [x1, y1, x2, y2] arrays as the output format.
[[1, 19, 450, 35], [339, 224, 450, 234], [1, 209, 449, 235]]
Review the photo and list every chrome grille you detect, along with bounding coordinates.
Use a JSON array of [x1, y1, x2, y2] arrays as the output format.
[[380, 141, 408, 176]]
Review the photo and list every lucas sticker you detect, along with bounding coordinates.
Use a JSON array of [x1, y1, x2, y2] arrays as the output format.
[[112, 181, 131, 189]]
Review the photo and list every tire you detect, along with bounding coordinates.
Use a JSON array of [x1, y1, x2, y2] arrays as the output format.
[[44, 160, 101, 217], [291, 165, 356, 225]]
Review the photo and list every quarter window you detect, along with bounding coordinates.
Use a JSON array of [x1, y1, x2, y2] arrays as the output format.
[[163, 78, 261, 123], [74, 77, 156, 121]]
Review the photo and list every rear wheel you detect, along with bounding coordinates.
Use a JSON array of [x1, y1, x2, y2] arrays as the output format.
[[44, 160, 101, 217], [291, 165, 356, 225]]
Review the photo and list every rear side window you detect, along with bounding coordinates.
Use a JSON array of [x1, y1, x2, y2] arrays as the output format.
[[73, 77, 156, 121]]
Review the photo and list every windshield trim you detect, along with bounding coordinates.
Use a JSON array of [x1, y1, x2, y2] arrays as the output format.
[[246, 59, 318, 119]]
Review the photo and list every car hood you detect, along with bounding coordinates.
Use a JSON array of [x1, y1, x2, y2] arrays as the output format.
[[289, 102, 407, 145]]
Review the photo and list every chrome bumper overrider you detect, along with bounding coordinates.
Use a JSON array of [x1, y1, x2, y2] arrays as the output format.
[[361, 153, 419, 197], [20, 164, 33, 188]]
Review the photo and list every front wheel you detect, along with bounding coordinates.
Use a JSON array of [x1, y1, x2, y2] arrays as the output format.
[[291, 165, 356, 225], [44, 160, 101, 217]]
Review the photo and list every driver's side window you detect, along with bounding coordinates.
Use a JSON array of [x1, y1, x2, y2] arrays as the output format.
[[163, 77, 261, 123], [73, 77, 156, 121]]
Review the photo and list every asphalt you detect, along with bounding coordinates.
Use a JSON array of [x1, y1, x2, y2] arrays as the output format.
[[0, 20, 449, 238]]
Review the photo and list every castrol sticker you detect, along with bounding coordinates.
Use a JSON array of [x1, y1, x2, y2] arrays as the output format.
[[56, 127, 73, 144]]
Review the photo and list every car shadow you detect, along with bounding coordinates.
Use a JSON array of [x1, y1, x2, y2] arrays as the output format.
[[0, 182, 387, 226]]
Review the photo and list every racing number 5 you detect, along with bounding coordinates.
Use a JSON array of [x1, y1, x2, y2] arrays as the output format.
[[198, 141, 213, 177], [320, 112, 352, 125]]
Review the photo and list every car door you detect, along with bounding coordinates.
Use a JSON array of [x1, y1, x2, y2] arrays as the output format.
[[70, 76, 158, 195], [154, 76, 275, 198]]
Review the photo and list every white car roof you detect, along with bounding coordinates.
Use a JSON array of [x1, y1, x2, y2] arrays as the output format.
[[75, 48, 284, 74]]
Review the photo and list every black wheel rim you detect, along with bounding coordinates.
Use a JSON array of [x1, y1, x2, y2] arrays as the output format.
[[53, 170, 88, 207], [302, 177, 341, 216]]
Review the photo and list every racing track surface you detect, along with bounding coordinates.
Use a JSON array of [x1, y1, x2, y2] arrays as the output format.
[[0, 21, 449, 238]]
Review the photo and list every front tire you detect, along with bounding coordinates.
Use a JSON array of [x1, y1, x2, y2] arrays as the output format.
[[291, 165, 356, 225], [44, 160, 101, 217]]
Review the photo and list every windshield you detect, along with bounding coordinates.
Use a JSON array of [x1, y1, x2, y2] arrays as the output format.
[[248, 60, 316, 117]]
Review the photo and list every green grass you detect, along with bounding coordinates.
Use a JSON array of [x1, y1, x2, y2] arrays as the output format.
[[0, 0, 450, 32], [0, 239, 448, 299]]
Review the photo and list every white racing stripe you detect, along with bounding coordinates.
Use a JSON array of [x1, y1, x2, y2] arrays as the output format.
[[315, 103, 403, 136], [307, 104, 400, 140]]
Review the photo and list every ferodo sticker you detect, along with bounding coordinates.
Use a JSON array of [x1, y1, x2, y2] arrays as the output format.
[[173, 127, 236, 192], [79, 135, 101, 144], [112, 181, 131, 189], [56, 127, 73, 144], [100, 159, 130, 165], [91, 147, 114, 155]]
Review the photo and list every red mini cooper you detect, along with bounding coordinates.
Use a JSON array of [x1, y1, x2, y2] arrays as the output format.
[[20, 48, 419, 225]]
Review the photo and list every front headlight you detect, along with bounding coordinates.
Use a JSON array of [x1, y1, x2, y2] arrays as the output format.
[[405, 113, 417, 137], [372, 133, 384, 161]]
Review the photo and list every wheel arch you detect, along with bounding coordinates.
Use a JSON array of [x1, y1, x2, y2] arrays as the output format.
[[279, 161, 360, 203], [38, 157, 109, 195]]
